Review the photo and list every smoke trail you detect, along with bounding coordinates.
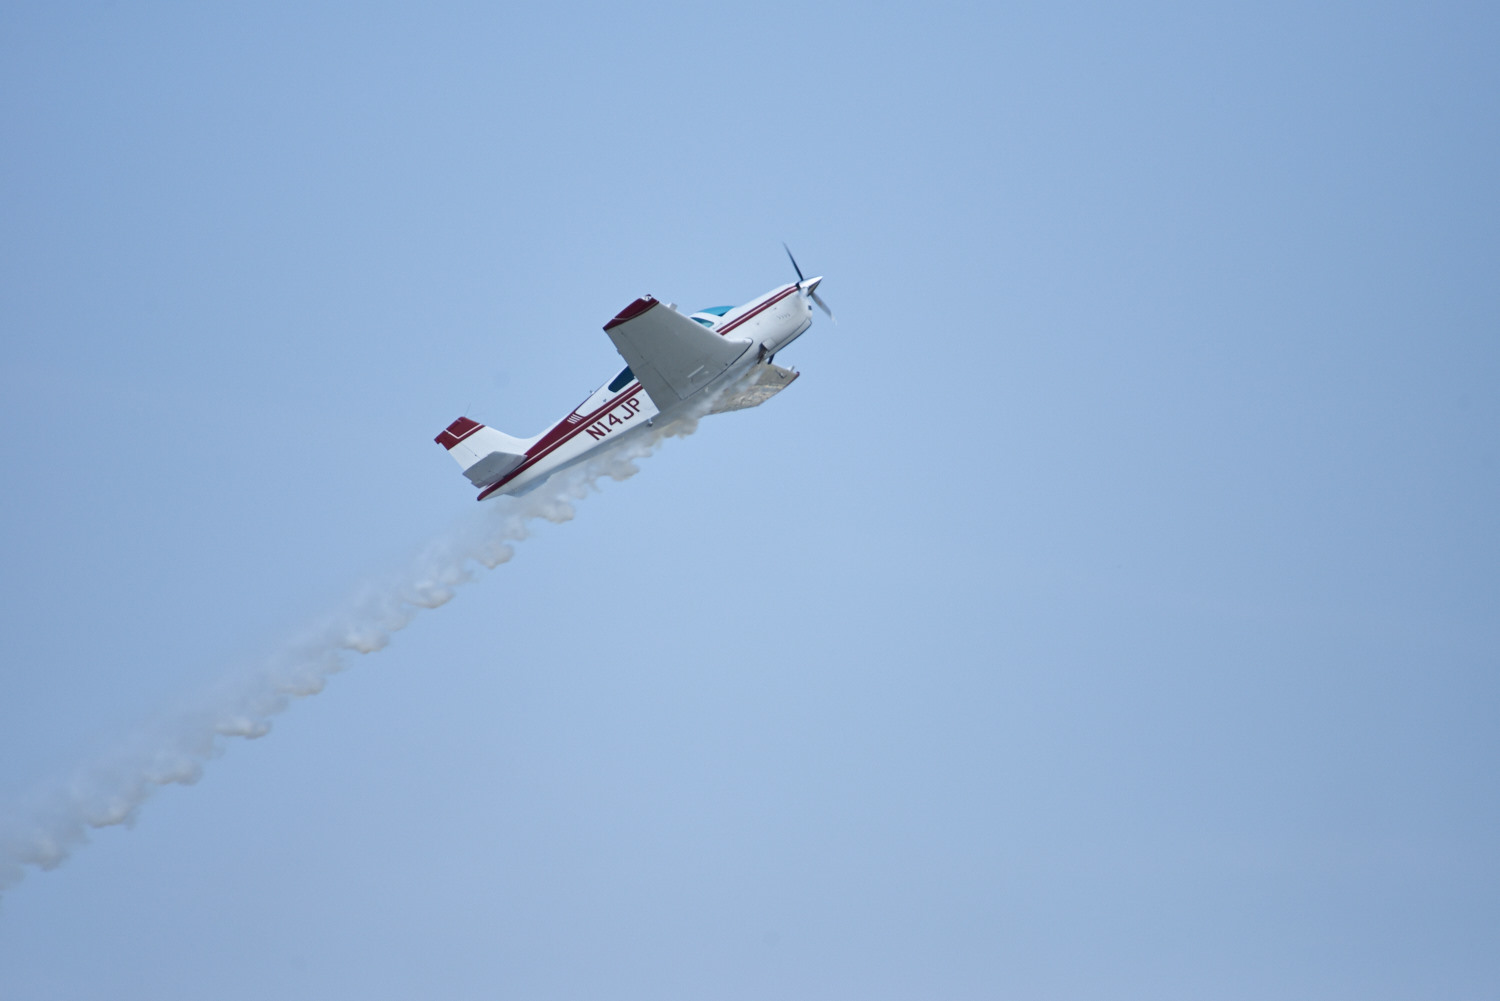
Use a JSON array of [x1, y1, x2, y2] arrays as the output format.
[[0, 414, 699, 893]]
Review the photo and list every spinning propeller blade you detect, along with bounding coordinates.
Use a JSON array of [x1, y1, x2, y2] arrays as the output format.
[[809, 289, 835, 322], [783, 243, 835, 323], [783, 243, 805, 283]]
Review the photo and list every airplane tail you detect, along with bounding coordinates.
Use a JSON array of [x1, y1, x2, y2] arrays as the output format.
[[435, 417, 531, 487]]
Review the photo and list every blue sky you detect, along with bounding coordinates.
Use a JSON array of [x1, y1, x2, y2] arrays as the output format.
[[2, 2, 1497, 998]]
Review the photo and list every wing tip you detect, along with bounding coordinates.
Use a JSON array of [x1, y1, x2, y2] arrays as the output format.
[[604, 295, 659, 331]]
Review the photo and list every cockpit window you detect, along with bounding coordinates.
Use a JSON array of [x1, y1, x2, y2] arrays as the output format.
[[608, 366, 634, 392], [691, 317, 714, 327], [698, 305, 734, 316]]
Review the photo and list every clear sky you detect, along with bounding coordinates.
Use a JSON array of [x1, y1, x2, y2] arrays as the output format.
[[2, 2, 1497, 998]]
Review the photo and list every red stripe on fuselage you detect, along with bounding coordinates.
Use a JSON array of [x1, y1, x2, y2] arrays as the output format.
[[476, 383, 645, 500], [717, 284, 799, 336]]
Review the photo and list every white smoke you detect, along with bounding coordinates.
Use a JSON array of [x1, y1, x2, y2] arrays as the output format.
[[0, 414, 700, 893]]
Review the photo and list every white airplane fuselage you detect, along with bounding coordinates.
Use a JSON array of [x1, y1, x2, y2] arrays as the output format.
[[437, 278, 820, 501]]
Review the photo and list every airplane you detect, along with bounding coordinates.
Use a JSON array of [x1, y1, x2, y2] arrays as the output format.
[[435, 251, 832, 500]]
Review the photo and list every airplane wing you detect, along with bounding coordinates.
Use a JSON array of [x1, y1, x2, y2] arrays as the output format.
[[604, 296, 752, 410]]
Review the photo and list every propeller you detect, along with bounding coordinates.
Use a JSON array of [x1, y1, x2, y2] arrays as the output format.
[[783, 243, 835, 322]]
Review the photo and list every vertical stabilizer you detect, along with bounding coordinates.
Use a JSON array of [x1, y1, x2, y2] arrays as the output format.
[[435, 417, 531, 487]]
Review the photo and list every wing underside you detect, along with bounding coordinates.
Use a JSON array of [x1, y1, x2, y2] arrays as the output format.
[[707, 362, 799, 414], [604, 296, 751, 410]]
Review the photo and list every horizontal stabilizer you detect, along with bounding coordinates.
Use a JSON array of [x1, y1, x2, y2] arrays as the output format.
[[461, 450, 525, 486], [435, 417, 531, 488]]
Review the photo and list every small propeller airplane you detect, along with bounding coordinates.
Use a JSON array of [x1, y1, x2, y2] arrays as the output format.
[[436, 249, 832, 500]]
